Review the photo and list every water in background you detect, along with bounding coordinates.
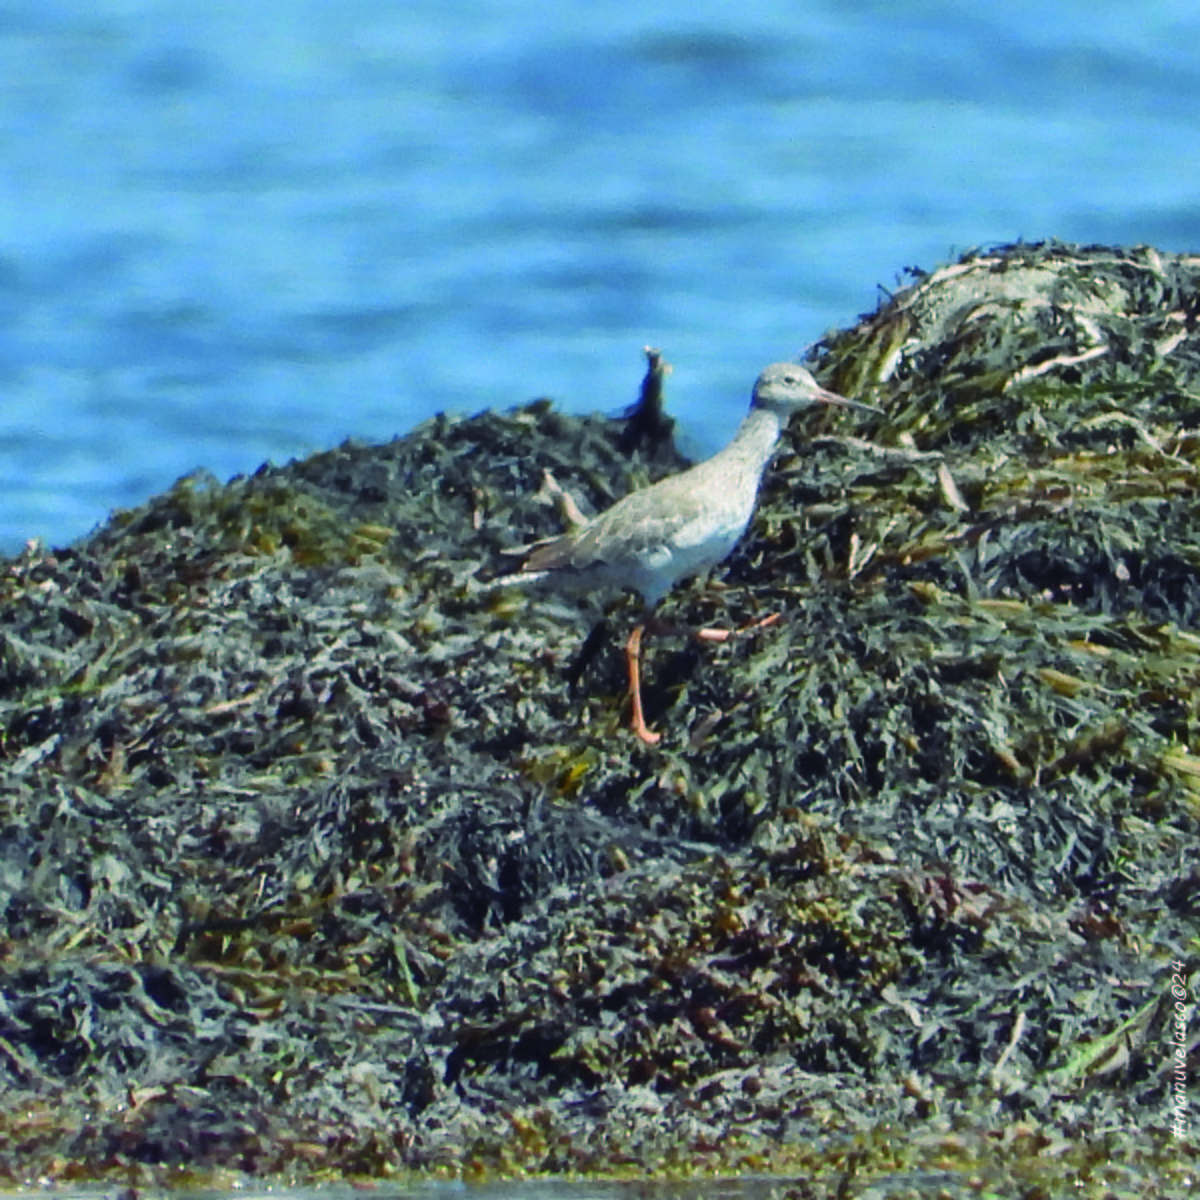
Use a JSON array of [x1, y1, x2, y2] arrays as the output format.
[[2, 0, 1199, 552]]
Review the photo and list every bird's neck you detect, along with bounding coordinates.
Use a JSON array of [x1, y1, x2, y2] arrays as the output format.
[[721, 405, 786, 477]]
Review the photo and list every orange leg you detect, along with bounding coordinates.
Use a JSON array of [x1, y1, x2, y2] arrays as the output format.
[[693, 611, 783, 643], [624, 612, 782, 744], [624, 623, 661, 745]]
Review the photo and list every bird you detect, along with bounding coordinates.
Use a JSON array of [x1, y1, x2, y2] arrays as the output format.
[[498, 359, 879, 744]]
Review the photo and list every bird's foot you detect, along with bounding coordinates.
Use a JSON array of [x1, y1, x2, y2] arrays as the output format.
[[631, 708, 662, 746]]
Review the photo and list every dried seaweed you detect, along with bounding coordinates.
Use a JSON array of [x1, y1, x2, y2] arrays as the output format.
[[0, 241, 1196, 1192]]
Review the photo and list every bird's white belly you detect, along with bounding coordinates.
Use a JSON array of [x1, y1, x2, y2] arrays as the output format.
[[628, 505, 751, 603]]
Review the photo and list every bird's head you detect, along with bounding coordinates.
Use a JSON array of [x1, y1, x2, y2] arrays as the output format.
[[751, 362, 878, 417]]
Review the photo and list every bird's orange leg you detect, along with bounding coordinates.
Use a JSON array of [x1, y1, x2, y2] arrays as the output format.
[[625, 612, 782, 743], [625, 623, 661, 745], [693, 612, 783, 643]]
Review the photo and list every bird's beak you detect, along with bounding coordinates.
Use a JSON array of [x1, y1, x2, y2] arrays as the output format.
[[811, 387, 882, 415]]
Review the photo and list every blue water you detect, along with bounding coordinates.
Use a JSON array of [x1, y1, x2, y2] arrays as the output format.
[[2, 0, 1199, 553]]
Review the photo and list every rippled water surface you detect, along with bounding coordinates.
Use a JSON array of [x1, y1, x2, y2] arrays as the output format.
[[3, 0, 1200, 551]]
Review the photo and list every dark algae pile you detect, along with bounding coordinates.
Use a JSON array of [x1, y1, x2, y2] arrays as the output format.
[[0, 242, 1196, 1196]]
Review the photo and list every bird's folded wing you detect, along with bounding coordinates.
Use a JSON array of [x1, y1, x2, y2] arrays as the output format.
[[523, 485, 716, 575]]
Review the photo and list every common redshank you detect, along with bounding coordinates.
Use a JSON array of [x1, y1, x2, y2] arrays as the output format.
[[502, 359, 877, 743]]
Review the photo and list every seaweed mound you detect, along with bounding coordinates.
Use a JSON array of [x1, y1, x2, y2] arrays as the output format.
[[0, 242, 1195, 1192]]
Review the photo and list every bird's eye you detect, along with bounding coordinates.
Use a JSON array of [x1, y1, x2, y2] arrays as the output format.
[[783, 374, 797, 384]]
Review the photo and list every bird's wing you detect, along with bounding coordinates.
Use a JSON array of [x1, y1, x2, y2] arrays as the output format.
[[523, 473, 719, 575]]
